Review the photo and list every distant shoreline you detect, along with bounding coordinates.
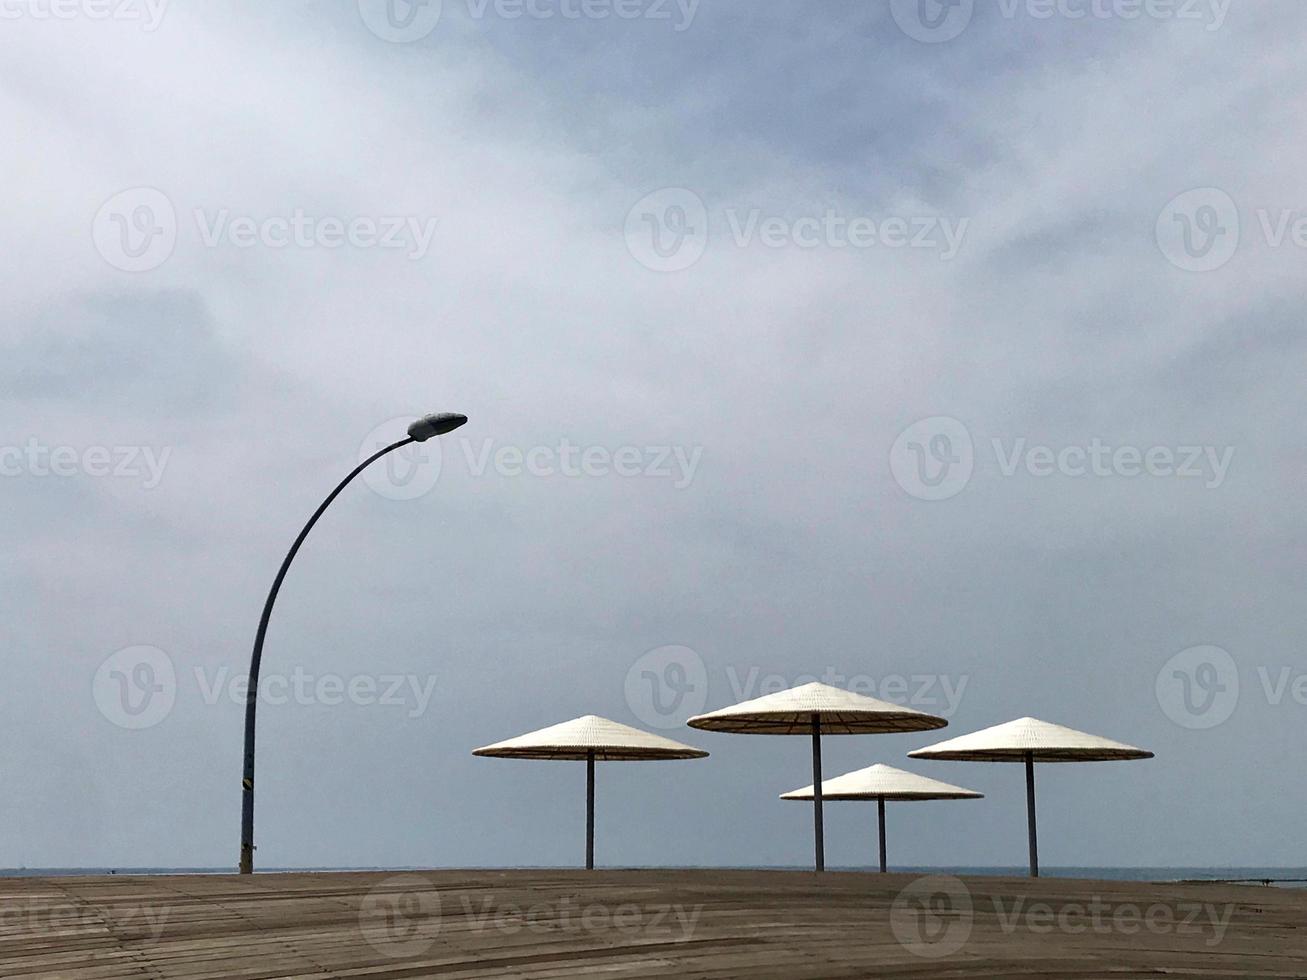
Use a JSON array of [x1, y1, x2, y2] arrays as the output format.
[[4, 865, 1306, 886]]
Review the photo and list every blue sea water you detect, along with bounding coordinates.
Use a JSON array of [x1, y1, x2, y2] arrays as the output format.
[[2, 866, 1305, 886]]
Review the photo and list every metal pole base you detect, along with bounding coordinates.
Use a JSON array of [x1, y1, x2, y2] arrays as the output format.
[[1026, 752, 1039, 878], [812, 714, 824, 872], [877, 797, 887, 873], [586, 752, 595, 871]]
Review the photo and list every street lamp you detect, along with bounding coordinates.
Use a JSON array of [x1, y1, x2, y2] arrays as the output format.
[[239, 412, 468, 874]]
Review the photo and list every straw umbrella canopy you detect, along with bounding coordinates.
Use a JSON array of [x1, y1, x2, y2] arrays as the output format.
[[687, 682, 947, 870], [781, 764, 982, 872], [473, 715, 707, 870], [909, 717, 1153, 877]]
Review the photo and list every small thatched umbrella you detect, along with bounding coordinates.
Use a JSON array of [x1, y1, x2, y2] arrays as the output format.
[[909, 717, 1153, 877], [781, 763, 982, 872], [688, 682, 947, 870], [473, 715, 707, 870]]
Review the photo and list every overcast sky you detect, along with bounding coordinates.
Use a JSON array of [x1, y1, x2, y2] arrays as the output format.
[[2, 1, 1304, 872]]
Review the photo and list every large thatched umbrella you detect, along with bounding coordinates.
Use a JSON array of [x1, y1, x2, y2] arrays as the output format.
[[688, 682, 947, 870], [910, 717, 1153, 877], [781, 763, 982, 872], [473, 715, 707, 869]]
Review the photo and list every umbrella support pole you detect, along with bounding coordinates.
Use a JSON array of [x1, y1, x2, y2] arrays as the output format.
[[1025, 752, 1038, 878], [811, 714, 824, 872], [877, 797, 887, 873], [586, 751, 595, 871]]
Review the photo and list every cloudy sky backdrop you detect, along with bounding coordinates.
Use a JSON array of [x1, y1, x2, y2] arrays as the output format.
[[2, 0, 1304, 871]]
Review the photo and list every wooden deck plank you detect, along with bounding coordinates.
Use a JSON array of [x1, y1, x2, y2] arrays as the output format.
[[0, 871, 1302, 979]]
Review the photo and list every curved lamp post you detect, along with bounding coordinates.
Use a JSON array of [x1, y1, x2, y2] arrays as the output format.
[[238, 412, 467, 874]]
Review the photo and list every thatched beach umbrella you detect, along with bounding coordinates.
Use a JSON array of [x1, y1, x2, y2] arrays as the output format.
[[780, 763, 982, 872], [688, 682, 947, 870], [473, 715, 707, 870], [909, 717, 1153, 877]]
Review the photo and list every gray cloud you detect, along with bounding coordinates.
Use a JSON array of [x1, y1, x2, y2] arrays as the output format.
[[0, 1, 1303, 873]]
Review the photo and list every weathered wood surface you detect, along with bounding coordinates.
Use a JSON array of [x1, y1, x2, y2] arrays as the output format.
[[0, 869, 1303, 978]]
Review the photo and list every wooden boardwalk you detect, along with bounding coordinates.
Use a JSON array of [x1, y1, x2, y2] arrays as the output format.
[[0, 869, 1303, 978]]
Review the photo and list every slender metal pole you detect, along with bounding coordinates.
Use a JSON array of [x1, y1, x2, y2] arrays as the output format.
[[586, 751, 595, 871], [811, 713, 824, 872], [1025, 751, 1039, 878], [239, 437, 414, 874], [877, 796, 887, 873]]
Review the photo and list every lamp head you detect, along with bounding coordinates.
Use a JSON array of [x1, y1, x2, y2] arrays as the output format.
[[407, 413, 468, 442]]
